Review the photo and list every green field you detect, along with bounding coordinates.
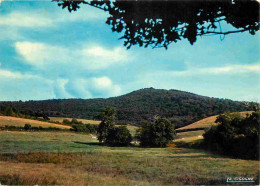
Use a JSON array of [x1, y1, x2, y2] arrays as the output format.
[[0, 131, 258, 185]]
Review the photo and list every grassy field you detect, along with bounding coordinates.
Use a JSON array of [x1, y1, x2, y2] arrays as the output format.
[[0, 131, 258, 185], [174, 130, 204, 144], [176, 111, 253, 131], [0, 116, 71, 129]]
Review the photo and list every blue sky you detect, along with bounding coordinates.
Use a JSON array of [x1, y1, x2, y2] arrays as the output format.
[[0, 0, 259, 102]]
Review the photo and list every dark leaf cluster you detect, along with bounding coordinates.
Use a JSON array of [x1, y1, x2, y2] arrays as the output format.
[[137, 118, 176, 147], [203, 112, 260, 159], [53, 0, 259, 49]]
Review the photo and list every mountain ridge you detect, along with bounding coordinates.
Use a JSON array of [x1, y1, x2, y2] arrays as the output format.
[[0, 88, 250, 127]]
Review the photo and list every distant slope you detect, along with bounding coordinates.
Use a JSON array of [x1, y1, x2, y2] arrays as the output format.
[[0, 116, 71, 129], [0, 88, 251, 127], [176, 111, 253, 131]]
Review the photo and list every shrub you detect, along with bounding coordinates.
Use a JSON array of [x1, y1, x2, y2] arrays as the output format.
[[62, 119, 71, 125], [85, 124, 98, 134], [203, 112, 260, 159], [137, 118, 176, 147], [105, 126, 132, 146], [24, 124, 32, 130], [71, 124, 90, 133], [71, 118, 80, 124]]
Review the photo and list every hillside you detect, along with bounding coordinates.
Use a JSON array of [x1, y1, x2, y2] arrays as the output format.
[[0, 88, 251, 127], [0, 116, 71, 129], [176, 111, 253, 131], [174, 111, 254, 146]]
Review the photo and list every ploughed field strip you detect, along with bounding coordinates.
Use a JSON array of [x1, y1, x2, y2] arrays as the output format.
[[0, 131, 258, 185]]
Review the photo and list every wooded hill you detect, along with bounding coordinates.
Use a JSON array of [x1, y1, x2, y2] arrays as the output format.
[[0, 88, 251, 127]]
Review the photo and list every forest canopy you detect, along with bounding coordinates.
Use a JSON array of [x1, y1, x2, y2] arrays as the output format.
[[54, 0, 260, 49]]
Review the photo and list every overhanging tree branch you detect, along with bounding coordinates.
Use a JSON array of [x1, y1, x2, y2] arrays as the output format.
[[54, 0, 260, 49]]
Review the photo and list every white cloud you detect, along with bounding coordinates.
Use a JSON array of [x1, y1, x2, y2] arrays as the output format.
[[0, 67, 121, 100], [0, 12, 53, 27], [82, 46, 129, 69], [90, 76, 122, 96], [91, 76, 112, 88], [0, 67, 42, 80], [15, 41, 130, 70], [196, 64, 260, 74], [85, 46, 127, 62], [63, 76, 121, 99], [53, 79, 72, 99], [0, 6, 106, 28], [152, 63, 260, 77], [0, 68, 23, 79], [15, 42, 72, 66]]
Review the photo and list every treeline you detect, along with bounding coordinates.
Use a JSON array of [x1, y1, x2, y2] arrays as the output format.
[[0, 88, 252, 127], [0, 124, 68, 132], [203, 112, 259, 160]]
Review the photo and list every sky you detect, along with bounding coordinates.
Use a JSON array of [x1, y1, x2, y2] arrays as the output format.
[[0, 0, 259, 102]]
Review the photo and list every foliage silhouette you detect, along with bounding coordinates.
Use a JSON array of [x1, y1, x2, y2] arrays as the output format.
[[54, 0, 259, 49], [203, 112, 260, 159]]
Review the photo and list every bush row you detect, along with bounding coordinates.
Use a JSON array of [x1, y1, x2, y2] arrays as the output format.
[[0, 124, 68, 132]]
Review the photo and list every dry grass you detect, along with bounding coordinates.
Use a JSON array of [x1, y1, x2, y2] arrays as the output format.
[[176, 111, 253, 131], [0, 150, 258, 185], [0, 161, 146, 185], [0, 116, 71, 129], [175, 130, 204, 140]]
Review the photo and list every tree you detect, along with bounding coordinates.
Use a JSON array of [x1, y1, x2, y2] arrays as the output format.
[[54, 0, 259, 49], [97, 107, 116, 143], [203, 112, 260, 159], [4, 107, 14, 116], [137, 118, 176, 147], [245, 102, 260, 112], [24, 124, 32, 130], [105, 126, 132, 146]]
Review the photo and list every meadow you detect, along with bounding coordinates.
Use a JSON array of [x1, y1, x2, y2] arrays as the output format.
[[0, 112, 258, 185], [0, 130, 259, 185]]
